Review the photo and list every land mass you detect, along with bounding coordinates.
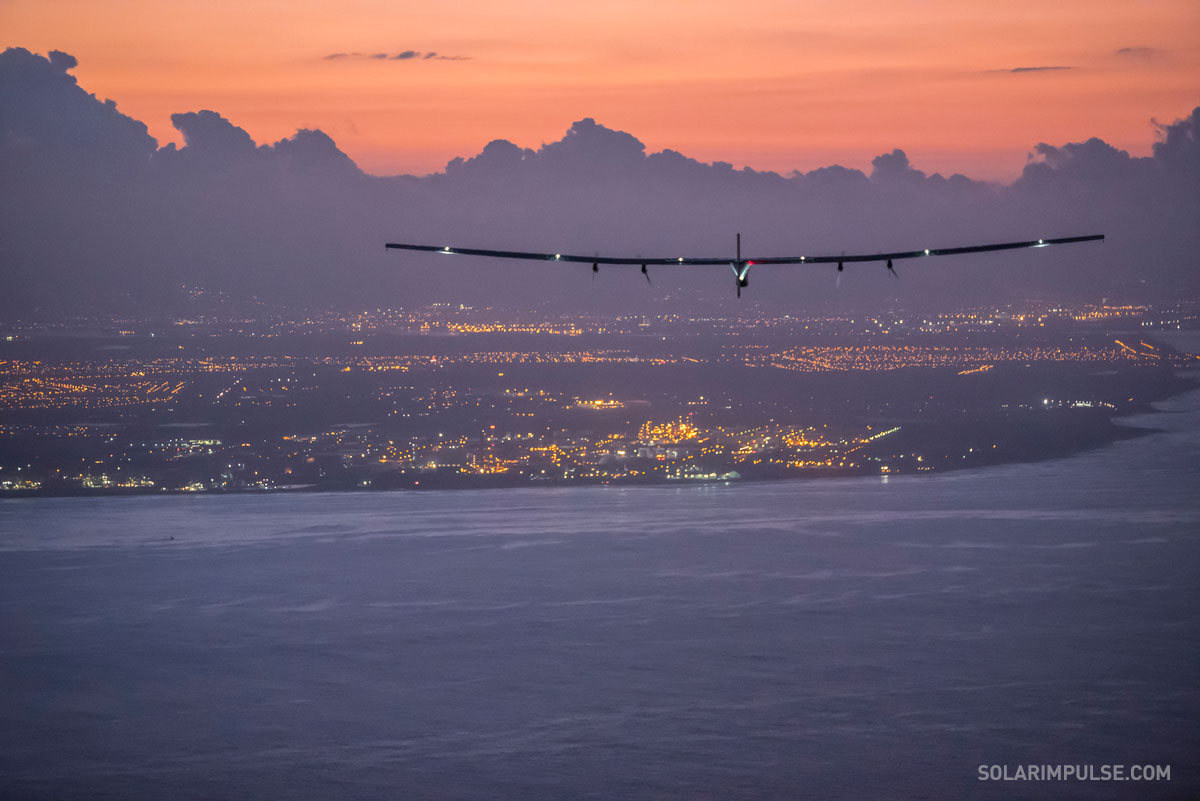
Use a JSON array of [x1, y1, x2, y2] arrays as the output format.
[[1, 298, 1196, 497]]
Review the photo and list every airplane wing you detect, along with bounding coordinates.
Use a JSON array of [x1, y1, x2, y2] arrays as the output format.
[[745, 234, 1105, 265], [384, 242, 729, 265], [386, 233, 1104, 296], [385, 234, 1103, 266]]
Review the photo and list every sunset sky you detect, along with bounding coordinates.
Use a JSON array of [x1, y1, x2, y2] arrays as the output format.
[[3, 0, 1198, 180]]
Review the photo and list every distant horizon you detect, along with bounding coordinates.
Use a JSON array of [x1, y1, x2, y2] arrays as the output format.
[[3, 0, 1198, 182]]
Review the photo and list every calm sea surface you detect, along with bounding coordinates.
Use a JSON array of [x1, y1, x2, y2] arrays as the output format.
[[2, 379, 1198, 799]]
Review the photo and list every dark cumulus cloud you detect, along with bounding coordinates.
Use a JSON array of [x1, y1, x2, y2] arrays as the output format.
[[47, 50, 77, 71], [1116, 46, 1160, 59], [1, 46, 1198, 315]]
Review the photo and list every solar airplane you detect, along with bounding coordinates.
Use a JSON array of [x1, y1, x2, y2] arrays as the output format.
[[386, 233, 1105, 297]]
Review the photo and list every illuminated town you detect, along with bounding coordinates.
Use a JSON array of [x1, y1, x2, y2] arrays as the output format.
[[1, 298, 1195, 495]]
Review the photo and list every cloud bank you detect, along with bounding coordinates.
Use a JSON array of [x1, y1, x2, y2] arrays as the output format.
[[1, 47, 1197, 314]]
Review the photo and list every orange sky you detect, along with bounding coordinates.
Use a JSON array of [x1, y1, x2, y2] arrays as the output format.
[[3, 0, 1198, 180]]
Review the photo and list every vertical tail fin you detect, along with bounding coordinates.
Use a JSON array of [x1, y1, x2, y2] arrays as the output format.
[[736, 233, 741, 262]]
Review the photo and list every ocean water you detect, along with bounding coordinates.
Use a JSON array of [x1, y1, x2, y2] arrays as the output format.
[[2, 385, 1198, 799]]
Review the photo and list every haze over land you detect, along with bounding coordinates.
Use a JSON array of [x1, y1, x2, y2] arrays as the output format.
[[2, 46, 1198, 314]]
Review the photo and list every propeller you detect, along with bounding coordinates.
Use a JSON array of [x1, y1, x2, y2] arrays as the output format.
[[641, 263, 652, 286], [887, 258, 899, 279]]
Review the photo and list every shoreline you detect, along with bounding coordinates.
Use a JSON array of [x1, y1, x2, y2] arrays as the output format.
[[4, 380, 1194, 502]]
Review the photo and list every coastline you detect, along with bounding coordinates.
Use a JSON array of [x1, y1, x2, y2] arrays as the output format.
[[4, 369, 1196, 501]]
